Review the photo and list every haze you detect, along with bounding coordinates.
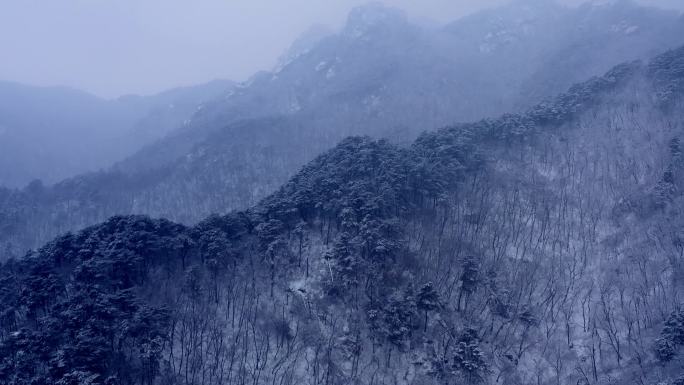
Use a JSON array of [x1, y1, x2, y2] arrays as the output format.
[[1, 0, 682, 98]]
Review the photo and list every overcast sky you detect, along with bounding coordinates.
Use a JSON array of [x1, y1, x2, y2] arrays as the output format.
[[1, 0, 681, 98]]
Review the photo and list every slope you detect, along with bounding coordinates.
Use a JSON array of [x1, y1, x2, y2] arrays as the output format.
[[2, 44, 684, 384], [2, 0, 683, 261]]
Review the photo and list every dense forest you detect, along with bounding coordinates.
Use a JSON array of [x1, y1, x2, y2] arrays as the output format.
[[1, 42, 684, 385], [2, 1, 684, 261]]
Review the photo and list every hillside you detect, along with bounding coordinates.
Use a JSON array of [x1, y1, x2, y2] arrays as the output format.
[[1, 44, 683, 385], [119, 0, 684, 172], [1, 0, 683, 261]]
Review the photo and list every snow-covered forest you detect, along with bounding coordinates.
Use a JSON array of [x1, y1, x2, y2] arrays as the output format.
[[1, 1, 684, 384]]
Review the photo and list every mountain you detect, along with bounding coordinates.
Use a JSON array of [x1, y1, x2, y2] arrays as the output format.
[[120, 0, 684, 172], [1, 0, 683, 260], [1, 44, 684, 384], [0, 79, 233, 188]]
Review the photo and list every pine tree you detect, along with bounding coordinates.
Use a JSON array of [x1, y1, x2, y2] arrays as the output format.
[[451, 328, 488, 384], [656, 309, 684, 362], [416, 282, 440, 332]]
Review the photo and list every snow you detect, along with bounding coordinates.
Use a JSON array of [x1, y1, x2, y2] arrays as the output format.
[[624, 25, 639, 34], [610, 21, 640, 35], [288, 278, 308, 295], [314, 58, 339, 79], [315, 61, 328, 72], [479, 20, 532, 53], [289, 97, 301, 113], [363, 94, 381, 109], [274, 49, 310, 74], [223, 90, 235, 100], [235, 76, 258, 89]]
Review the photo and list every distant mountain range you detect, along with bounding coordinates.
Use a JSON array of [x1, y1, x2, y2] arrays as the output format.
[[1, 0, 683, 260], [0, 79, 233, 187]]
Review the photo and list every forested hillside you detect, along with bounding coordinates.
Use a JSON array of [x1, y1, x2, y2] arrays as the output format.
[[2, 0, 683, 261], [1, 44, 683, 385]]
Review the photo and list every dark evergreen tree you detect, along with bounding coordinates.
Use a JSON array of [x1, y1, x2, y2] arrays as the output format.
[[451, 328, 488, 384], [416, 282, 440, 332]]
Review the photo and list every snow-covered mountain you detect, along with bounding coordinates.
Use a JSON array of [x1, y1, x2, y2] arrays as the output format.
[[3, 42, 684, 385], [120, 0, 684, 172], [1, 0, 683, 260]]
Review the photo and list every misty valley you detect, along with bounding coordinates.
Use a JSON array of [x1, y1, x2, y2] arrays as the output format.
[[1, 1, 684, 384]]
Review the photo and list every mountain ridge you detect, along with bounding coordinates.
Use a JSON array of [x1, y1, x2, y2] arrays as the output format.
[[0, 79, 234, 188], [2, 43, 684, 384], [1, 1, 683, 263]]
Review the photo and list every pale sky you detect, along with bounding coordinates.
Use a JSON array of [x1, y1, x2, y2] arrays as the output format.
[[0, 0, 681, 98]]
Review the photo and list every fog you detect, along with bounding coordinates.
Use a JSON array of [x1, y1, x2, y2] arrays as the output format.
[[4, 0, 684, 383], [1, 0, 681, 98]]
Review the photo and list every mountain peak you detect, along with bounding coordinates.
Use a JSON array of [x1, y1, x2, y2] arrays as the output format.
[[276, 24, 333, 70], [343, 2, 408, 38]]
